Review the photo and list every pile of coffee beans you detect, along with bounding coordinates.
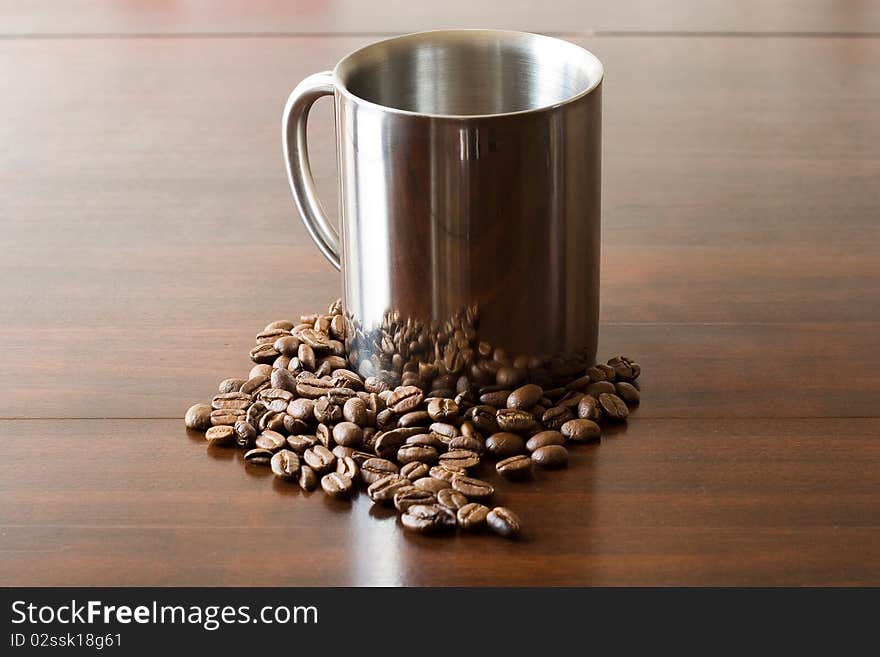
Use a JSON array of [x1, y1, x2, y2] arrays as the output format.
[[184, 300, 641, 539]]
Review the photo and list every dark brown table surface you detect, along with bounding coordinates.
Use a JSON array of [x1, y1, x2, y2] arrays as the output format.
[[1, 2, 878, 586]]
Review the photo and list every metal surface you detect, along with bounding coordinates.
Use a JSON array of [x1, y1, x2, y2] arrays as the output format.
[[283, 30, 603, 385]]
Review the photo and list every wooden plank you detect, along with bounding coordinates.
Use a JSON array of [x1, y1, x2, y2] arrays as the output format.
[[2, 1, 880, 35], [1, 418, 876, 586]]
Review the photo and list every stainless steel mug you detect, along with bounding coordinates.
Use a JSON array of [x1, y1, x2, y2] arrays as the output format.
[[283, 29, 603, 387]]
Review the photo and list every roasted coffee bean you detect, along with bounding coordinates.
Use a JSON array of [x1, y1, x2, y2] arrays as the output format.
[[270, 450, 301, 479], [250, 343, 279, 364], [467, 405, 499, 434], [565, 374, 591, 391], [336, 455, 359, 480], [332, 445, 356, 460], [283, 414, 309, 436], [479, 389, 511, 407], [287, 398, 315, 422], [233, 420, 257, 448], [487, 507, 521, 538], [265, 320, 294, 332], [374, 428, 419, 460], [217, 378, 246, 394], [397, 445, 439, 464], [265, 412, 287, 433], [414, 477, 451, 493], [255, 430, 287, 452], [246, 401, 269, 426], [243, 448, 273, 465], [205, 425, 234, 446], [260, 388, 293, 410], [608, 356, 641, 381], [271, 367, 297, 393], [439, 449, 480, 469], [451, 475, 494, 500], [317, 356, 348, 376], [459, 421, 481, 439], [598, 393, 630, 421], [430, 422, 458, 440], [297, 343, 316, 371], [364, 376, 390, 394], [496, 454, 532, 480], [273, 335, 300, 357], [300, 328, 332, 351], [296, 378, 332, 399], [541, 406, 575, 431], [286, 434, 317, 453], [241, 374, 270, 396], [375, 408, 397, 431], [360, 457, 399, 485], [332, 369, 364, 391], [273, 355, 292, 370], [321, 472, 353, 499], [387, 385, 424, 414], [427, 398, 459, 422], [249, 364, 274, 380], [615, 381, 640, 405], [526, 430, 566, 452], [362, 428, 377, 450], [399, 410, 431, 427], [457, 503, 490, 530], [531, 444, 568, 468], [486, 432, 526, 457], [577, 395, 603, 421], [401, 504, 456, 533], [587, 365, 611, 383], [429, 464, 465, 482], [313, 398, 342, 424], [436, 488, 468, 511], [495, 366, 527, 388], [329, 314, 346, 340], [343, 397, 368, 426], [405, 433, 445, 450], [256, 328, 289, 345], [586, 381, 616, 398], [394, 486, 436, 513], [350, 450, 374, 466], [561, 419, 601, 443], [185, 403, 213, 431], [400, 462, 430, 481], [506, 384, 543, 410], [315, 423, 333, 448], [326, 387, 357, 405], [210, 408, 245, 426], [332, 421, 363, 447], [495, 408, 537, 433], [448, 435, 484, 454], [367, 474, 412, 504], [303, 445, 336, 473], [298, 464, 318, 491]]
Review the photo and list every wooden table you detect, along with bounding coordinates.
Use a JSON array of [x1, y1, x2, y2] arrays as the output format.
[[1, 2, 878, 586]]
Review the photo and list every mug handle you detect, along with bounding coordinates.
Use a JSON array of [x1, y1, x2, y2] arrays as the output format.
[[282, 71, 341, 271]]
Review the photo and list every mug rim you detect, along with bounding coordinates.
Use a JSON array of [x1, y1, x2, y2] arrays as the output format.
[[331, 29, 604, 120]]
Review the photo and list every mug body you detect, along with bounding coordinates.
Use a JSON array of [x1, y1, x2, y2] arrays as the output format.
[[332, 30, 603, 386]]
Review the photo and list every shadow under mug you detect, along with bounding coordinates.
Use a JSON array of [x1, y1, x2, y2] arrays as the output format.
[[283, 29, 603, 387]]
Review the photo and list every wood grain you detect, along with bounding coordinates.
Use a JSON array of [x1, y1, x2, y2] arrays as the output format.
[[2, 1, 880, 35], [0, 418, 877, 586]]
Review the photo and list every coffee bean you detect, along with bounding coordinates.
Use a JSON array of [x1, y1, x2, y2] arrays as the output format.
[[439, 449, 481, 469], [210, 408, 245, 426], [271, 367, 298, 393], [430, 422, 458, 441], [486, 432, 526, 457], [273, 335, 301, 357], [321, 472, 353, 499], [586, 381, 616, 398], [495, 408, 537, 433], [400, 462, 430, 481], [429, 465, 464, 482], [300, 328, 332, 351], [315, 423, 333, 448], [487, 507, 521, 538], [531, 444, 568, 468], [283, 414, 309, 435], [598, 393, 630, 421], [399, 410, 431, 427], [297, 343, 316, 371], [577, 395, 603, 421], [427, 398, 459, 422], [256, 327, 289, 344], [296, 378, 332, 399], [405, 433, 446, 450], [561, 419, 601, 443], [287, 398, 315, 421], [332, 445, 356, 460], [565, 375, 591, 391], [217, 378, 245, 394], [264, 412, 286, 433], [495, 366, 527, 388], [467, 405, 500, 434], [185, 403, 213, 431], [313, 398, 342, 424], [397, 445, 439, 464], [414, 477, 451, 493], [394, 486, 436, 512], [360, 457, 399, 485], [233, 420, 257, 448], [541, 406, 575, 431], [367, 474, 412, 504], [270, 450, 301, 479], [249, 364, 274, 380], [260, 388, 293, 411], [243, 448, 273, 465], [436, 488, 468, 511], [255, 430, 287, 452], [479, 389, 511, 407], [303, 445, 336, 473], [298, 464, 318, 491], [374, 428, 419, 460], [387, 385, 424, 414], [286, 434, 317, 453], [250, 343, 279, 364], [332, 422, 363, 447], [205, 425, 234, 446], [241, 374, 270, 396], [496, 454, 533, 480], [343, 397, 368, 426], [614, 382, 640, 405], [526, 430, 566, 452], [335, 455, 359, 480], [326, 387, 356, 405], [246, 401, 268, 427], [457, 502, 490, 530], [608, 355, 641, 381], [401, 504, 456, 533], [448, 435, 484, 454], [451, 475, 494, 500], [507, 384, 543, 410]]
